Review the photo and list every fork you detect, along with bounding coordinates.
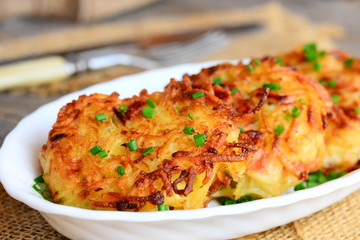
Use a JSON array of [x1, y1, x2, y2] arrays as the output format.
[[0, 30, 230, 90]]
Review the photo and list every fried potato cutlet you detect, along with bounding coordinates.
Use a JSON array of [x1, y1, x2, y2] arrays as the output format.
[[40, 58, 331, 211], [40, 77, 259, 211], [186, 59, 331, 199], [280, 44, 360, 171]]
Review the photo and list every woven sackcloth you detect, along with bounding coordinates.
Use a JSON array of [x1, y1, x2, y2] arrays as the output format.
[[1, 183, 360, 239]]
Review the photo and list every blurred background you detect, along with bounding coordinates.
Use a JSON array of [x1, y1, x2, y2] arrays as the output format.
[[1, 0, 360, 239]]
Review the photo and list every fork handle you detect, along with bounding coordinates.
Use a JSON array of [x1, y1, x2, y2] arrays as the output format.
[[0, 56, 75, 90]]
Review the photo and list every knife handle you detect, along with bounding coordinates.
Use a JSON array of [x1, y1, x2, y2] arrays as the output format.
[[0, 56, 75, 91]]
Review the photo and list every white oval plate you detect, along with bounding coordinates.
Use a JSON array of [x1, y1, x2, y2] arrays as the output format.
[[1, 60, 360, 240]]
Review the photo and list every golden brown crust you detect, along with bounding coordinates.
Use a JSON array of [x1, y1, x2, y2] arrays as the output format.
[[280, 46, 360, 171], [186, 59, 329, 198], [41, 58, 330, 211], [41, 76, 254, 211]]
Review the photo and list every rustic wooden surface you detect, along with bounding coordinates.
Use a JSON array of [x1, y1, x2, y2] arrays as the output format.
[[0, 0, 360, 239]]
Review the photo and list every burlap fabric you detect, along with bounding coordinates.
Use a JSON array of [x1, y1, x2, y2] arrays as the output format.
[[1, 183, 360, 239]]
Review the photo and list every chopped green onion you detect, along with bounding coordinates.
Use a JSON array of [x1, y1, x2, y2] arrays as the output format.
[[117, 105, 128, 114], [41, 190, 52, 200], [303, 43, 318, 62], [95, 113, 107, 121], [90, 145, 102, 155], [307, 181, 318, 188], [224, 199, 236, 205], [188, 113, 194, 120], [285, 113, 292, 122], [212, 76, 222, 85], [98, 150, 108, 158], [291, 106, 301, 118], [344, 58, 354, 68], [117, 166, 125, 177], [331, 94, 340, 104], [192, 91, 204, 99], [142, 107, 156, 118], [303, 43, 317, 52], [299, 98, 307, 105], [275, 58, 285, 66], [247, 64, 254, 73], [194, 134, 207, 146], [319, 50, 327, 57], [313, 62, 322, 71], [236, 195, 259, 203], [183, 126, 195, 135], [319, 80, 326, 86], [34, 174, 44, 184], [354, 107, 360, 114], [158, 204, 170, 211], [146, 99, 156, 108], [230, 88, 239, 95], [327, 80, 337, 88], [253, 59, 261, 66], [263, 82, 281, 91], [127, 139, 138, 151], [275, 124, 285, 135], [142, 147, 154, 156], [237, 126, 245, 133], [32, 183, 47, 193], [294, 182, 307, 191]]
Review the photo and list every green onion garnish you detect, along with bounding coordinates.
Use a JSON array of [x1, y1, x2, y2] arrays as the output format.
[[263, 82, 281, 91], [294, 182, 307, 191], [230, 88, 239, 95], [331, 94, 340, 104], [299, 98, 307, 105], [291, 107, 301, 118], [188, 113, 194, 120], [95, 113, 107, 121], [157, 204, 170, 211], [117, 166, 125, 177], [117, 105, 128, 114], [213, 76, 222, 85], [146, 99, 156, 108], [275, 124, 285, 135], [344, 58, 354, 68], [34, 174, 44, 184], [142, 147, 154, 156], [313, 62, 322, 71], [327, 80, 337, 88], [294, 171, 347, 191], [192, 91, 205, 99], [303, 43, 318, 62], [237, 126, 245, 133], [41, 190, 52, 200], [127, 139, 138, 151], [142, 107, 156, 118], [275, 58, 285, 66], [32, 183, 47, 193], [285, 113, 292, 122], [303, 42, 317, 53], [319, 80, 326, 86], [90, 145, 102, 155], [354, 107, 360, 114], [319, 50, 327, 57], [253, 59, 261, 66], [194, 134, 207, 146], [98, 150, 108, 158], [183, 126, 195, 135], [247, 64, 254, 73]]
